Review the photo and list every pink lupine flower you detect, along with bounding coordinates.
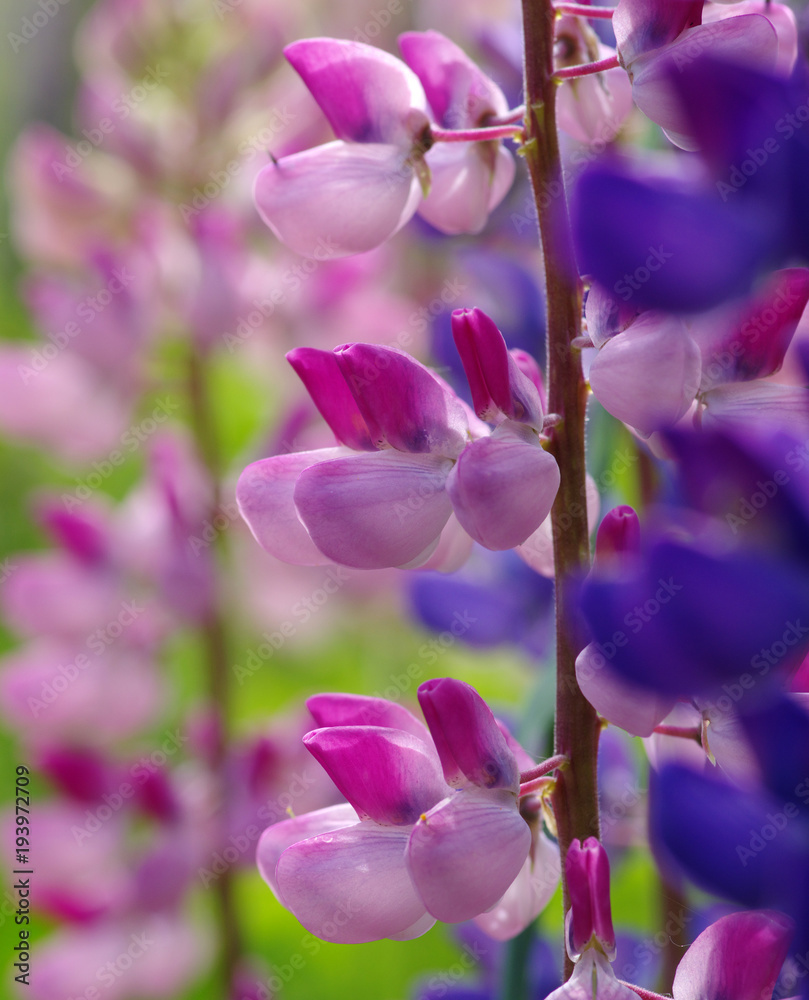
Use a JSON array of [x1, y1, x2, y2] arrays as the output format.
[[254, 34, 517, 257], [237, 336, 560, 569], [544, 837, 637, 1000], [613, 0, 792, 150], [256, 681, 558, 943], [554, 16, 633, 146], [398, 31, 515, 234]]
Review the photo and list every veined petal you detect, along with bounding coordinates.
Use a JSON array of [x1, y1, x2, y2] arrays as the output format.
[[286, 348, 375, 450], [447, 424, 560, 550], [256, 803, 358, 904], [576, 643, 676, 737], [418, 142, 514, 236], [418, 677, 519, 790], [703, 1, 798, 77], [588, 313, 701, 436], [557, 62, 633, 147], [294, 450, 453, 569], [672, 910, 793, 1000], [307, 693, 430, 741], [631, 17, 778, 151], [544, 950, 638, 1000], [614, 0, 703, 70], [334, 344, 468, 456], [398, 31, 508, 127], [302, 727, 446, 826], [701, 382, 809, 433], [407, 788, 531, 923], [254, 141, 421, 258], [276, 822, 429, 943], [236, 449, 346, 565], [473, 832, 561, 941], [285, 38, 429, 146]]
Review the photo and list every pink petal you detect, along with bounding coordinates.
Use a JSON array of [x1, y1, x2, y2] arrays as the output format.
[[416, 514, 475, 573], [584, 284, 641, 350], [303, 726, 447, 825], [703, 1, 798, 76], [672, 910, 794, 1000], [588, 313, 701, 435], [418, 142, 515, 235], [335, 344, 468, 456], [451, 308, 543, 427], [545, 951, 638, 1000], [565, 837, 615, 957], [398, 31, 508, 127], [594, 505, 641, 569], [418, 677, 519, 790], [614, 0, 703, 69], [695, 698, 760, 785], [294, 450, 453, 569], [576, 643, 676, 737], [693, 268, 809, 391], [285, 38, 429, 147], [276, 821, 429, 943], [236, 449, 346, 566], [473, 831, 561, 941], [630, 17, 778, 151], [406, 787, 531, 923], [446, 424, 560, 551], [256, 803, 359, 903], [307, 693, 429, 740], [516, 474, 600, 577], [286, 348, 375, 450], [557, 60, 633, 146], [254, 140, 421, 258]]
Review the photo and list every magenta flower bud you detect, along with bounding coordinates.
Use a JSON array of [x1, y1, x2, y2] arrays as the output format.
[[594, 505, 641, 569], [417, 677, 519, 791], [565, 837, 616, 960], [451, 307, 544, 428]]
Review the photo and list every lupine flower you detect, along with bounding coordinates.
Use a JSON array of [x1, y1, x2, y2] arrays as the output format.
[[237, 329, 560, 569], [256, 680, 559, 943], [574, 55, 809, 313], [253, 34, 516, 257], [585, 269, 809, 437]]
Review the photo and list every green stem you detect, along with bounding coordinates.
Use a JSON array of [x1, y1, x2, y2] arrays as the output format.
[[187, 347, 243, 992], [520, 0, 601, 980]]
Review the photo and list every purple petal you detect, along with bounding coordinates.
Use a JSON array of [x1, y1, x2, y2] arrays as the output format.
[[594, 505, 641, 568], [256, 803, 359, 903], [302, 726, 446, 825], [701, 382, 809, 434], [254, 141, 421, 258], [672, 910, 794, 1000], [565, 838, 615, 958], [614, 0, 702, 69], [473, 832, 561, 941], [417, 677, 519, 790], [307, 693, 429, 741], [335, 344, 468, 456], [286, 348, 375, 450], [294, 450, 453, 569], [446, 424, 560, 550], [576, 643, 676, 737], [406, 788, 531, 922], [236, 449, 346, 565], [398, 30, 508, 127], [702, 1, 798, 77], [631, 18, 779, 150], [588, 313, 701, 435], [276, 821, 429, 942], [285, 38, 429, 146], [451, 308, 543, 427]]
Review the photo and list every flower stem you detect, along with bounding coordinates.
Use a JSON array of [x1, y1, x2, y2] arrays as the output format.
[[430, 123, 523, 142], [652, 725, 701, 742], [187, 348, 244, 993], [555, 54, 620, 80], [519, 754, 569, 783], [554, 3, 616, 19], [520, 0, 601, 980]]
